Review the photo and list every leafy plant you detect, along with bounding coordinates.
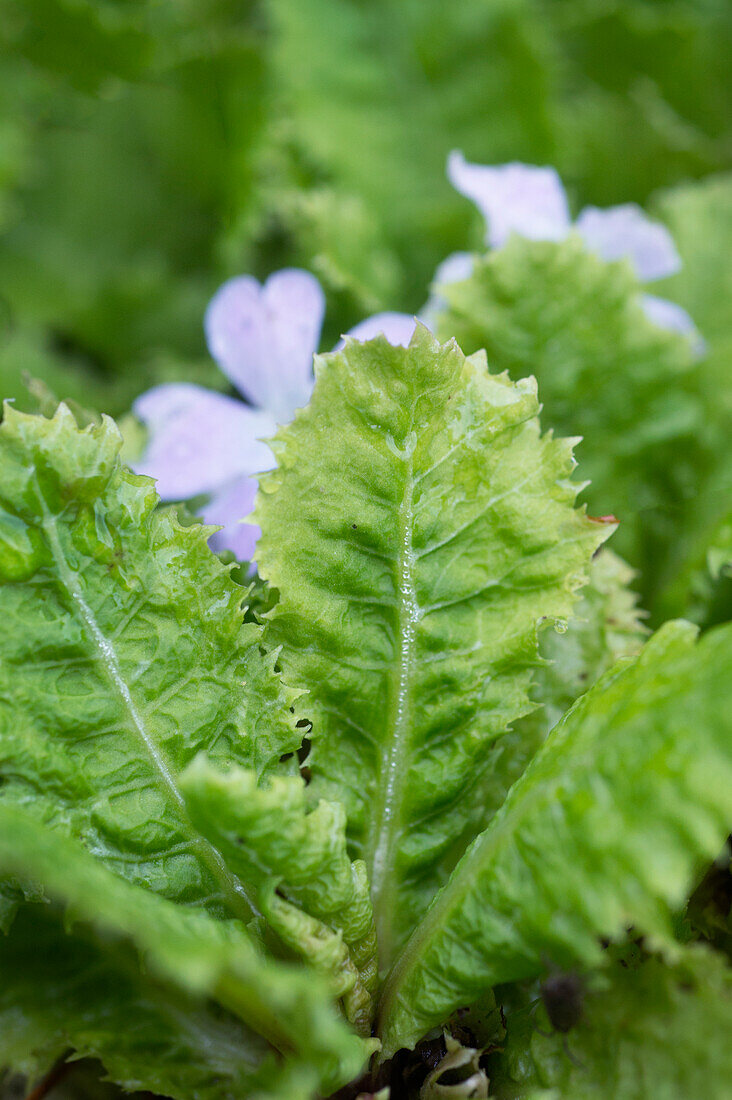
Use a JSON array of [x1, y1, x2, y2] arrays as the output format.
[[0, 327, 730, 1099], [432, 236, 706, 614], [4, 0, 732, 417]]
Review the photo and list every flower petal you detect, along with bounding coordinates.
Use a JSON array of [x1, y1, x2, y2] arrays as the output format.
[[641, 294, 706, 354], [133, 383, 276, 500], [340, 313, 419, 348], [204, 269, 325, 422], [447, 151, 571, 248], [431, 251, 476, 287], [575, 205, 681, 281], [201, 476, 260, 562], [421, 251, 476, 328]]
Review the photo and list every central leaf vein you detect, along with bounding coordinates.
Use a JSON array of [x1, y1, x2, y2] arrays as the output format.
[[367, 424, 421, 961]]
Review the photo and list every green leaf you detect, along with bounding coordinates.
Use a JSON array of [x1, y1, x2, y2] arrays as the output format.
[[0, 809, 371, 1099], [521, 548, 647, 737], [1, 907, 304, 1100], [653, 172, 732, 344], [0, 402, 380, 1047], [649, 176, 732, 624], [255, 326, 610, 966], [433, 237, 703, 608], [491, 549, 647, 821], [180, 756, 378, 1033], [378, 620, 732, 1054], [502, 949, 732, 1100], [0, 402, 304, 923]]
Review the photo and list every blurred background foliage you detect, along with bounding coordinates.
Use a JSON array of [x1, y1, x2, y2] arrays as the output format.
[[1, 0, 731, 413], [0, 0, 731, 623]]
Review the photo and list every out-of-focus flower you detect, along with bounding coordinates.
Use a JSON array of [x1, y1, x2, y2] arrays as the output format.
[[420, 252, 476, 329], [448, 159, 572, 250], [446, 151, 701, 346], [134, 269, 325, 560], [341, 311, 419, 347], [133, 270, 417, 559]]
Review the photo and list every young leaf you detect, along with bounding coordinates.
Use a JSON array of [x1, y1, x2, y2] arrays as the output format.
[[434, 237, 703, 602], [255, 326, 610, 966], [506, 949, 732, 1099], [0, 403, 374, 1019], [180, 756, 378, 1033], [378, 620, 732, 1054], [0, 808, 373, 1098]]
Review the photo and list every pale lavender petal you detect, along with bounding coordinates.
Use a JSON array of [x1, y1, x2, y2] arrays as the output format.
[[340, 313, 419, 348], [575, 205, 681, 281], [447, 151, 571, 248], [432, 251, 475, 287], [202, 476, 260, 561], [421, 251, 476, 327], [641, 294, 706, 354], [133, 383, 276, 500], [204, 269, 325, 422]]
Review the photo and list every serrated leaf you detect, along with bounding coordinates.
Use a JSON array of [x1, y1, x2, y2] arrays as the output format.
[[0, 402, 302, 924], [255, 326, 609, 966], [0, 402, 377, 1042], [490, 548, 647, 821], [434, 237, 703, 605], [180, 756, 378, 1033], [508, 949, 732, 1100], [521, 548, 647, 737], [378, 620, 732, 1053], [0, 809, 371, 1099]]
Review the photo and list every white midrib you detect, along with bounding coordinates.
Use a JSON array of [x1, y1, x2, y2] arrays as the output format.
[[41, 504, 258, 924], [367, 433, 420, 967]]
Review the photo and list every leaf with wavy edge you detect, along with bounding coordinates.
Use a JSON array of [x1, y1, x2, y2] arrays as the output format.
[[0, 403, 374, 1041], [378, 620, 732, 1054], [255, 326, 610, 967], [0, 808, 374, 1097], [180, 756, 377, 1033], [488, 548, 647, 825], [0, 402, 303, 928], [523, 548, 647, 735], [434, 237, 702, 601]]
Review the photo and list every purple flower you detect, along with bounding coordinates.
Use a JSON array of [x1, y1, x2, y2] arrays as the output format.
[[204, 270, 325, 424], [447, 158, 571, 250], [337, 312, 419, 349], [446, 151, 700, 344], [133, 270, 417, 559]]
